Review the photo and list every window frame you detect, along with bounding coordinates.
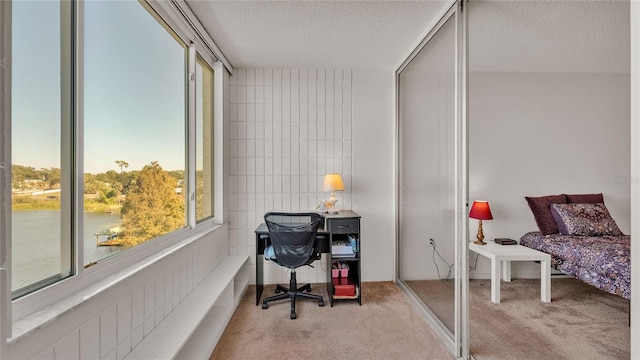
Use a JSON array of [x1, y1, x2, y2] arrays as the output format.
[[8, 0, 225, 323], [80, 0, 189, 269], [10, 0, 76, 301], [1, 0, 13, 344], [194, 53, 215, 223]]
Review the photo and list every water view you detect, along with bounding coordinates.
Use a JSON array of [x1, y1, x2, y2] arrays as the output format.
[[11, 210, 124, 291]]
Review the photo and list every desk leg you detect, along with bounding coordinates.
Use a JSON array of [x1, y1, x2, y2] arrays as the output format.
[[541, 258, 551, 303], [256, 231, 265, 306], [491, 259, 500, 304], [256, 254, 264, 305], [502, 260, 512, 282]]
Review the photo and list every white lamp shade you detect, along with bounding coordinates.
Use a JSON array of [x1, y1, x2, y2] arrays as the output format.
[[322, 173, 345, 192]]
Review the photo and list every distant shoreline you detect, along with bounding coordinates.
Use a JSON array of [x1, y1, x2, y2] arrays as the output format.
[[12, 194, 123, 214]]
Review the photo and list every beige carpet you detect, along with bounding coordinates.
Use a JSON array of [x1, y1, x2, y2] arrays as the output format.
[[405, 279, 455, 333], [210, 282, 453, 360], [469, 278, 630, 360], [407, 278, 630, 360]]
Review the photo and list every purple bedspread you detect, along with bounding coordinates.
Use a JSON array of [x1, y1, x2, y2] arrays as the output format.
[[520, 231, 630, 300]]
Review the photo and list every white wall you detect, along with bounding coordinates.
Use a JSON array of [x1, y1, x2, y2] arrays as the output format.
[[468, 71, 631, 278], [352, 69, 395, 282]]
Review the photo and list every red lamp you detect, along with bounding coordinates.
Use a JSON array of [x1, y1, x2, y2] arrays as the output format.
[[469, 200, 493, 245]]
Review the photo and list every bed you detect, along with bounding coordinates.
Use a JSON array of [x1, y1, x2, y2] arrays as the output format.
[[520, 193, 631, 300], [520, 231, 630, 299]]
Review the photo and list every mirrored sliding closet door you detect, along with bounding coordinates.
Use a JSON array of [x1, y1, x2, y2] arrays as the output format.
[[396, 1, 468, 357]]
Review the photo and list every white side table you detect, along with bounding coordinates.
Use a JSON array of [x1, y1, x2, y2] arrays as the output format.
[[469, 241, 551, 304]]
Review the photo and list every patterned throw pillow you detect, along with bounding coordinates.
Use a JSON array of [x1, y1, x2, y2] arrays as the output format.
[[550, 203, 623, 236]]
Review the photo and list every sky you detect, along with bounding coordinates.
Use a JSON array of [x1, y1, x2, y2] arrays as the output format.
[[12, 0, 187, 174]]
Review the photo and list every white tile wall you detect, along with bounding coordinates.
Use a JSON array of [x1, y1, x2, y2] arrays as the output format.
[[79, 317, 101, 359], [9, 227, 229, 360], [230, 68, 353, 285], [100, 305, 117, 358], [53, 331, 79, 360]]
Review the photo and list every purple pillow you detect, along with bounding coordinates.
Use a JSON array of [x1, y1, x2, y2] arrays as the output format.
[[550, 203, 623, 236], [564, 193, 604, 204], [525, 195, 568, 235]]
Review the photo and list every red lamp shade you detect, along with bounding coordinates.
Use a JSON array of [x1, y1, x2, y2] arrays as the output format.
[[469, 201, 493, 220]]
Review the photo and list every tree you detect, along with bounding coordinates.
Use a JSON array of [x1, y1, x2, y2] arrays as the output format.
[[120, 161, 185, 247], [115, 160, 129, 173], [97, 170, 119, 185], [119, 170, 137, 195], [112, 181, 123, 204], [84, 173, 99, 194], [12, 165, 39, 191], [43, 167, 61, 189]]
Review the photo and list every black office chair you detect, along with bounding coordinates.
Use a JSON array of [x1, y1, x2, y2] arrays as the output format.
[[262, 212, 325, 319]]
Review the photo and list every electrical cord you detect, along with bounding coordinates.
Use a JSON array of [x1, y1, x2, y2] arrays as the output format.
[[468, 253, 479, 272], [430, 238, 454, 280], [429, 238, 481, 278]]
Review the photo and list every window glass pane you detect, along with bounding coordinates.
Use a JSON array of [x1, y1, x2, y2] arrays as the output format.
[[84, 1, 186, 265], [196, 56, 214, 222], [11, 0, 72, 296]]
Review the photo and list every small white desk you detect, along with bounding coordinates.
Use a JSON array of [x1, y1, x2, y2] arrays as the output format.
[[469, 241, 551, 304]]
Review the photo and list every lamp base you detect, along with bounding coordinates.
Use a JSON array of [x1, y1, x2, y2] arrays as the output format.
[[326, 198, 338, 214], [474, 219, 487, 245]]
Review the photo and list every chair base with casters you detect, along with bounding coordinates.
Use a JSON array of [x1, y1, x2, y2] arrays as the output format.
[[261, 270, 324, 319], [261, 212, 326, 319]]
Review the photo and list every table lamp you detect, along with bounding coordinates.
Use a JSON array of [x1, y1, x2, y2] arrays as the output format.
[[322, 173, 345, 213], [469, 200, 493, 245]]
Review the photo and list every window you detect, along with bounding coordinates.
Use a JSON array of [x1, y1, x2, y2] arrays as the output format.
[[8, 0, 219, 300], [196, 55, 214, 222], [11, 0, 73, 297], [83, 0, 187, 265]]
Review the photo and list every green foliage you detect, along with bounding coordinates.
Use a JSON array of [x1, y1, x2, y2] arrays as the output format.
[[120, 161, 185, 247], [84, 161, 136, 205], [12, 165, 39, 184], [96, 170, 119, 185], [167, 169, 185, 184], [119, 171, 138, 195], [12, 165, 60, 191], [13, 161, 185, 236], [84, 198, 121, 213], [12, 195, 60, 210], [194, 170, 213, 220], [196, 192, 204, 220], [84, 173, 99, 194], [43, 167, 61, 188], [96, 188, 118, 204]]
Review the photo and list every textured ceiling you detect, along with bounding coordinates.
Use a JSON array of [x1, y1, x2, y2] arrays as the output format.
[[185, 0, 450, 69], [469, 0, 630, 73], [186, 0, 629, 73]]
